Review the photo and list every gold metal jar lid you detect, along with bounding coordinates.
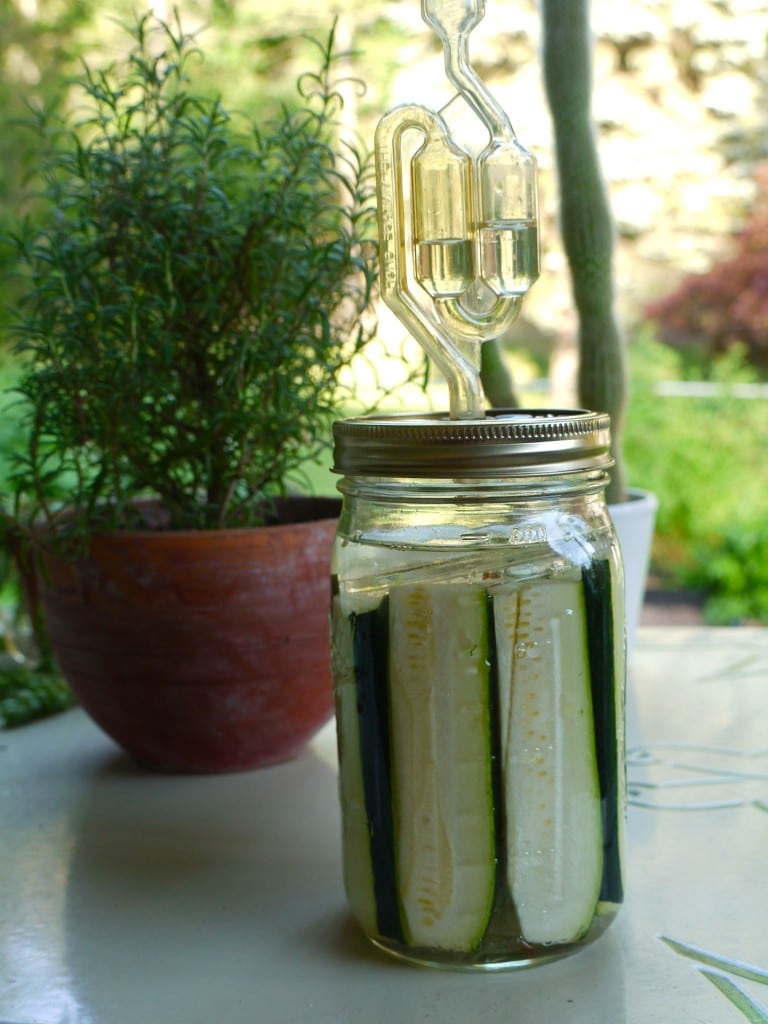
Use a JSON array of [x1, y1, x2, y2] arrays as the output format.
[[332, 409, 612, 478]]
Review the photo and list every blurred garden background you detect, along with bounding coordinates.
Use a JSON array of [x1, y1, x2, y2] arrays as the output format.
[[1, 0, 767, 629]]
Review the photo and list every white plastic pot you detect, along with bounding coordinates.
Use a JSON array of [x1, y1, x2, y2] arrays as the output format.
[[609, 488, 658, 654]]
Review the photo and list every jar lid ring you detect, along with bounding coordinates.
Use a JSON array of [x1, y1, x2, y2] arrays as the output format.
[[332, 408, 613, 478]]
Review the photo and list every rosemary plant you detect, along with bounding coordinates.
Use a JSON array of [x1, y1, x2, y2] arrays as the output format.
[[8, 14, 378, 538]]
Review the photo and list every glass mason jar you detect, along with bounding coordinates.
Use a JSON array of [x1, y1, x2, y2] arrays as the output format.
[[330, 409, 626, 971]]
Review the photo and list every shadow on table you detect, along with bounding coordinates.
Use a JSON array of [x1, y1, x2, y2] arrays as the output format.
[[60, 741, 344, 1018]]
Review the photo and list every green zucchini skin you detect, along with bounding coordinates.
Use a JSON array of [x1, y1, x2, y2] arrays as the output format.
[[486, 591, 507, 885], [333, 600, 378, 935], [582, 559, 624, 905], [350, 600, 404, 943]]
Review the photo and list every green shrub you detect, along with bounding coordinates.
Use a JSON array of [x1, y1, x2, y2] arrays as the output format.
[[624, 332, 768, 623], [690, 523, 768, 624], [0, 356, 71, 728], [0, 354, 24, 612]]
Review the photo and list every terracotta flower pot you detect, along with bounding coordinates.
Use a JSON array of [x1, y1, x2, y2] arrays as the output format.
[[36, 497, 339, 773]]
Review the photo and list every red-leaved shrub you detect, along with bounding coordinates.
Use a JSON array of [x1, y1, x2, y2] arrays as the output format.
[[645, 164, 768, 369]]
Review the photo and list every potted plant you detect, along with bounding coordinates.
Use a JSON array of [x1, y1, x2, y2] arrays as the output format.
[[4, 14, 379, 770], [541, 0, 657, 643]]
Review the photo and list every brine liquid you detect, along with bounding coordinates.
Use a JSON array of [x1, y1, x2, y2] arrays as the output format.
[[332, 550, 624, 970], [479, 219, 539, 297], [415, 238, 473, 297], [413, 221, 538, 301]]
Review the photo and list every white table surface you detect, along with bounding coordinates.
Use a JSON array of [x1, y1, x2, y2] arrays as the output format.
[[2, 626, 768, 1024]]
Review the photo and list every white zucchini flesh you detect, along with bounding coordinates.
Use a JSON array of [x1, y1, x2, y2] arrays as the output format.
[[331, 597, 378, 937], [388, 584, 496, 951], [494, 580, 602, 945]]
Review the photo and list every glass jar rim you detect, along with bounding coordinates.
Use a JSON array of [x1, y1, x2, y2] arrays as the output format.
[[332, 408, 613, 479]]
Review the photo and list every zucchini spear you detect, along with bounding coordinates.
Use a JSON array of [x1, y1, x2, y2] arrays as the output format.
[[388, 584, 497, 951], [494, 580, 603, 945]]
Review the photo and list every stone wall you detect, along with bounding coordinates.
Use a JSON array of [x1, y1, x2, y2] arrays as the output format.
[[383, 0, 768, 358]]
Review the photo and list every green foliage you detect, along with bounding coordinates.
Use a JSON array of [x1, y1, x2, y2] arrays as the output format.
[[624, 333, 768, 624], [0, 662, 73, 729], [0, 354, 25, 613], [6, 13, 379, 538], [0, 469, 69, 729], [694, 526, 768, 625], [0, 354, 24, 488], [0, 2, 94, 333]]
